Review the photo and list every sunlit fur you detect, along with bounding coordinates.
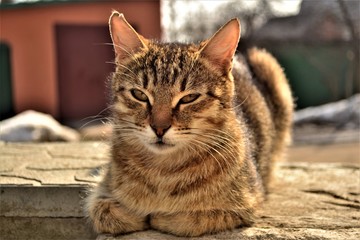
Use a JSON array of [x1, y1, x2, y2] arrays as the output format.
[[85, 13, 293, 237]]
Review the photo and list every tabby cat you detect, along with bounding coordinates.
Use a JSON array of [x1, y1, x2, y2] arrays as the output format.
[[85, 11, 293, 237]]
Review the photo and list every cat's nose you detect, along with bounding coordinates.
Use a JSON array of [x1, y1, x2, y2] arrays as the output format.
[[150, 124, 171, 138]]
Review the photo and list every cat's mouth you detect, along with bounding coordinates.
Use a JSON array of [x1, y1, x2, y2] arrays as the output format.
[[151, 138, 175, 150]]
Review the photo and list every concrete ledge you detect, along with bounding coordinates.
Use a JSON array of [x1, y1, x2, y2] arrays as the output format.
[[0, 142, 106, 239], [1, 141, 359, 240], [1, 217, 94, 240]]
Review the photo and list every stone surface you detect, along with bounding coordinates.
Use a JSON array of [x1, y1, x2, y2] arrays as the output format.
[[0, 141, 109, 186], [0, 141, 359, 240]]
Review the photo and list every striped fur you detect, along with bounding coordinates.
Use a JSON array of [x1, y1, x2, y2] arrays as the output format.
[[85, 12, 293, 237]]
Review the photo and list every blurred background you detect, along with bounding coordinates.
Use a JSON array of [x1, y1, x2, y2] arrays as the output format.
[[0, 0, 359, 143]]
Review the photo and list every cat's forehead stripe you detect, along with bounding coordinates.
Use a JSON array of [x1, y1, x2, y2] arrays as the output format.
[[141, 71, 149, 89], [179, 76, 188, 92], [135, 43, 193, 89]]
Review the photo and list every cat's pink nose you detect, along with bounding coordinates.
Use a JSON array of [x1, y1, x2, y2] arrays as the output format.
[[150, 124, 171, 138]]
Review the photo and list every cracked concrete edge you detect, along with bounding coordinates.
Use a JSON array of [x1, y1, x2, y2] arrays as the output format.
[[0, 186, 89, 217], [0, 216, 97, 240]]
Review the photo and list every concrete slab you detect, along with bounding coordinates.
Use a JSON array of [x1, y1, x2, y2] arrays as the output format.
[[0, 141, 108, 186], [0, 141, 107, 239], [0, 141, 359, 240]]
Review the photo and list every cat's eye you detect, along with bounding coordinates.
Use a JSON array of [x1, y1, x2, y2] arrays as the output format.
[[179, 94, 200, 104], [131, 89, 148, 102]]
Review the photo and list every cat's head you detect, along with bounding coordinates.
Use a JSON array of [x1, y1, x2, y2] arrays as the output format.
[[109, 11, 240, 155]]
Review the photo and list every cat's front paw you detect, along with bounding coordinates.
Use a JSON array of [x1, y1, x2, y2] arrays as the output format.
[[89, 198, 148, 234], [150, 210, 246, 237]]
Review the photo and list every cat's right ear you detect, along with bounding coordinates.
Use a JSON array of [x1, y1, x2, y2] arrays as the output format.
[[199, 18, 240, 75], [109, 11, 148, 62]]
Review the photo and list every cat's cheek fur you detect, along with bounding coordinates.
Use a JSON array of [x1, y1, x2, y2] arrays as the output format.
[[192, 104, 228, 129], [113, 101, 130, 114]]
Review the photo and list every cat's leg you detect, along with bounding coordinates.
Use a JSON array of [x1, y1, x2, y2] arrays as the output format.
[[87, 196, 149, 234], [150, 210, 251, 237], [85, 178, 149, 234]]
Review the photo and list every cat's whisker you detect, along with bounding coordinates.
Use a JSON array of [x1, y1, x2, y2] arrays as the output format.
[[231, 94, 250, 111], [205, 129, 239, 142], [182, 141, 203, 161], [79, 117, 112, 131], [105, 60, 116, 66], [186, 141, 211, 174], [80, 115, 111, 124], [189, 128, 238, 142], [188, 131, 238, 170], [194, 131, 236, 144], [189, 138, 227, 175], [79, 106, 113, 129], [186, 139, 217, 174], [201, 139, 238, 162], [116, 63, 138, 78], [117, 72, 137, 81], [110, 43, 141, 65], [111, 134, 137, 145], [175, 129, 238, 164], [112, 126, 140, 131], [107, 44, 139, 78], [87, 105, 113, 119], [96, 42, 138, 65], [115, 118, 138, 125]]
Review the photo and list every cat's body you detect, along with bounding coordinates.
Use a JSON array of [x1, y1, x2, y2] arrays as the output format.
[[85, 12, 293, 237]]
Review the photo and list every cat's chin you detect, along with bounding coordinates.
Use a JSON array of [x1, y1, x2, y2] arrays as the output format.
[[147, 142, 177, 154]]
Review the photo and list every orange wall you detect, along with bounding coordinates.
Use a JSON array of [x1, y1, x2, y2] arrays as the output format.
[[0, 1, 161, 117]]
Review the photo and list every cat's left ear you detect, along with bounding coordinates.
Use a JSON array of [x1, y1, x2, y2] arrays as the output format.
[[109, 11, 148, 62], [199, 18, 240, 74]]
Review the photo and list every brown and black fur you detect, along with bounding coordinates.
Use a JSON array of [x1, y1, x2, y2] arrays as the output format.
[[85, 11, 293, 237]]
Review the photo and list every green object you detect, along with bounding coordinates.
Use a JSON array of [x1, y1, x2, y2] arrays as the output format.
[[267, 44, 355, 109], [0, 42, 14, 120]]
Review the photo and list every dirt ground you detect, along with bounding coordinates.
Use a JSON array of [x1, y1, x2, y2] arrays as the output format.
[[290, 124, 359, 164], [288, 142, 359, 164]]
